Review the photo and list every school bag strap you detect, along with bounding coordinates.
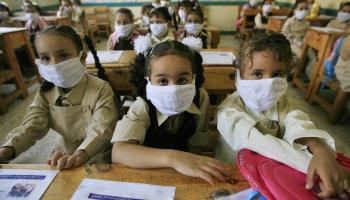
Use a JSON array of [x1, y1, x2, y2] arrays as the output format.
[[237, 149, 350, 200]]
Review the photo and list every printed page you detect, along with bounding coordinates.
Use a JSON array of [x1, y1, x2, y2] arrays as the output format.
[[200, 52, 236, 65], [71, 178, 176, 200], [86, 51, 123, 64], [0, 169, 59, 200]]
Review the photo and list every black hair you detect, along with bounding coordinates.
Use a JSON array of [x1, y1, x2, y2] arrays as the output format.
[[141, 4, 154, 15], [340, 2, 350, 10], [150, 6, 172, 22], [236, 32, 298, 75], [178, 0, 192, 9], [130, 40, 204, 97], [288, 0, 308, 17], [116, 8, 134, 22], [186, 8, 204, 22], [34, 25, 107, 92], [0, 2, 11, 16]]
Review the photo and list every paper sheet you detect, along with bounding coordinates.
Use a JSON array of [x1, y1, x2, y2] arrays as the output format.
[[71, 178, 176, 200], [311, 26, 344, 33], [0, 27, 27, 34], [200, 51, 236, 65], [0, 169, 59, 200], [86, 51, 123, 64]]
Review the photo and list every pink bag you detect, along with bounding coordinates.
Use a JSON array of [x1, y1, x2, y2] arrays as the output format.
[[237, 149, 350, 200]]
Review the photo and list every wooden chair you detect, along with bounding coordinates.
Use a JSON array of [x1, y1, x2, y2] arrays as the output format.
[[84, 7, 99, 44], [240, 8, 259, 40], [292, 28, 344, 100], [95, 6, 112, 37]]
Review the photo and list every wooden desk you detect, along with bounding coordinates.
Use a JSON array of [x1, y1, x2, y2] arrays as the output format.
[[0, 28, 40, 112], [0, 164, 249, 200], [205, 26, 221, 48], [292, 27, 345, 100], [11, 16, 71, 26], [306, 16, 334, 27], [267, 16, 288, 32]]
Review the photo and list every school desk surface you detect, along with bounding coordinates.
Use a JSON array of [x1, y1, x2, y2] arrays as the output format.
[[0, 164, 250, 200]]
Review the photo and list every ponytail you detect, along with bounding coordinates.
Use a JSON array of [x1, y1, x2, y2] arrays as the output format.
[[83, 35, 108, 82]]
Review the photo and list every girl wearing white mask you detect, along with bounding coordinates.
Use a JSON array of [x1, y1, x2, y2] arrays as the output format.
[[327, 2, 350, 33], [216, 33, 350, 199], [23, 2, 48, 34], [254, 0, 278, 31], [0, 26, 117, 170], [107, 8, 139, 50], [134, 4, 154, 33], [282, 0, 310, 57], [57, 0, 73, 18], [177, 9, 210, 49], [111, 40, 229, 185], [177, 0, 192, 25], [149, 7, 175, 45]]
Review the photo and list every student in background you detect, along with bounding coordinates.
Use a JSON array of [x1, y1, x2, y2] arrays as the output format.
[[57, 0, 73, 18], [135, 4, 154, 31], [23, 1, 48, 34], [254, 0, 275, 32], [111, 40, 228, 184], [177, 0, 193, 26], [327, 2, 350, 33], [306, 0, 321, 18], [0, 25, 117, 168], [236, 0, 259, 32], [107, 8, 139, 50], [215, 32, 350, 199], [282, 0, 310, 57], [152, 0, 161, 8], [0, 2, 17, 27], [176, 9, 210, 48], [148, 7, 176, 45], [72, 0, 84, 24]]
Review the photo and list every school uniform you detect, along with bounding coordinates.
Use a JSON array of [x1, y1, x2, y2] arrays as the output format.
[[1, 73, 117, 163], [254, 13, 270, 30], [106, 30, 139, 51], [111, 88, 210, 151], [57, 6, 73, 18], [150, 30, 176, 46], [176, 29, 211, 49], [215, 92, 335, 173], [335, 56, 350, 92], [282, 16, 310, 57], [327, 19, 350, 33]]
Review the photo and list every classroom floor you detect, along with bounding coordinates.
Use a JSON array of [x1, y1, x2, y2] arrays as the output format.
[[0, 35, 349, 164]]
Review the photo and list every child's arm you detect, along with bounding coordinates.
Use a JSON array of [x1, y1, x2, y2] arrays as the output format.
[[0, 90, 50, 162], [112, 141, 228, 185], [296, 137, 350, 198]]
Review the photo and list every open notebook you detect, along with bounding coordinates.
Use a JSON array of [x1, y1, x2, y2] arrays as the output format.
[[86, 51, 123, 65]]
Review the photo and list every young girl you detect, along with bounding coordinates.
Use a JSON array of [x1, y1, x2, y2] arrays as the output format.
[[282, 0, 310, 57], [177, 0, 192, 26], [0, 25, 117, 169], [254, 0, 277, 32], [215, 32, 350, 198], [176, 9, 210, 49], [0, 2, 15, 27], [111, 40, 228, 184], [72, 0, 84, 24], [23, 1, 48, 35], [57, 0, 73, 18], [134, 4, 154, 32], [327, 2, 350, 33], [107, 8, 139, 51], [148, 7, 176, 45]]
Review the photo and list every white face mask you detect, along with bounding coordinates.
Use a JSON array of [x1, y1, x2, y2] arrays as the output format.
[[178, 9, 187, 22], [262, 4, 272, 14], [35, 52, 85, 88], [236, 70, 288, 112], [114, 23, 133, 38], [185, 23, 202, 36], [160, 0, 170, 7], [143, 15, 150, 25], [294, 10, 308, 20], [337, 11, 350, 22], [150, 23, 168, 38], [0, 11, 8, 20], [250, 0, 258, 7], [26, 12, 39, 21], [146, 78, 196, 116]]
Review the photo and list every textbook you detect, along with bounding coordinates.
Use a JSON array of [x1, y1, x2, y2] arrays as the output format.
[[86, 51, 123, 65], [0, 169, 58, 200], [200, 51, 236, 65], [71, 178, 176, 200]]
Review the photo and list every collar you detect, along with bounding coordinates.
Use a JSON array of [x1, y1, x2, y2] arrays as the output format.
[[52, 73, 88, 106], [156, 102, 201, 126], [151, 30, 174, 44]]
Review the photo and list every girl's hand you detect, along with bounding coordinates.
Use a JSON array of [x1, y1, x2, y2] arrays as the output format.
[[47, 150, 88, 170], [0, 147, 15, 162], [169, 151, 229, 185], [306, 148, 350, 198]]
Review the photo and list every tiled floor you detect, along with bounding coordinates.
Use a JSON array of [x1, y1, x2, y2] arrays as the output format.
[[0, 35, 349, 164]]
